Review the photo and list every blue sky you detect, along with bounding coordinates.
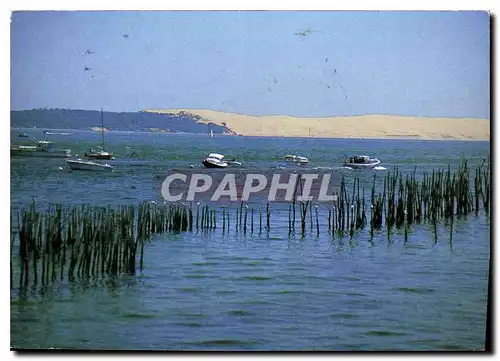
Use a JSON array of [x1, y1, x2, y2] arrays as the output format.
[[10, 10, 490, 118]]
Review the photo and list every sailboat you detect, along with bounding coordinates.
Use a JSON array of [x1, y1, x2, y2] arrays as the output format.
[[85, 108, 115, 160], [209, 128, 214, 138]]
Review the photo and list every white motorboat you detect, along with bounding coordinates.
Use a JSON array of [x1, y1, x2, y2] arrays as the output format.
[[66, 158, 114, 172], [11, 136, 71, 158], [285, 154, 309, 164], [202, 153, 228, 168], [343, 155, 381, 169]]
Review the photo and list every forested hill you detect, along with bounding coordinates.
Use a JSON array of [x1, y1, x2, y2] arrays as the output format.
[[10, 109, 235, 134]]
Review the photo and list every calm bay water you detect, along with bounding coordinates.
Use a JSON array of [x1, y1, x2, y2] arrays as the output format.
[[10, 130, 490, 350]]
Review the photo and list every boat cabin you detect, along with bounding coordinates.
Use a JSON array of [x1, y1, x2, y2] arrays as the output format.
[[285, 154, 309, 163], [207, 153, 225, 160], [349, 155, 370, 164]]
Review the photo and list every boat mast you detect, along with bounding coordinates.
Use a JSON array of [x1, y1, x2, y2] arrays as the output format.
[[100, 108, 104, 150]]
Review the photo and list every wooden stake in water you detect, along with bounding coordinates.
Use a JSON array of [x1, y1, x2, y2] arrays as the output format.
[[315, 205, 319, 236], [259, 209, 262, 235], [251, 208, 254, 234], [266, 202, 270, 233], [244, 205, 248, 234]]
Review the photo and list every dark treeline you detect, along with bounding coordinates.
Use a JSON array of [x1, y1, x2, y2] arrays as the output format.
[[10, 109, 231, 134]]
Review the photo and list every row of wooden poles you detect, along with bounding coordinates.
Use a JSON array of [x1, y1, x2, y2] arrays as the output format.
[[11, 157, 490, 289], [368, 157, 490, 241], [14, 203, 149, 289], [274, 156, 490, 239]]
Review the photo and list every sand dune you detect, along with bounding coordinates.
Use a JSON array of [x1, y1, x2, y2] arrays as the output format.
[[144, 108, 490, 141], [90, 127, 109, 132]]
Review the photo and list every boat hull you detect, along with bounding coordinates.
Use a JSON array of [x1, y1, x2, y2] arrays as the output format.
[[85, 153, 115, 160], [66, 160, 114, 171], [202, 160, 228, 168], [344, 159, 381, 169], [11, 148, 71, 158]]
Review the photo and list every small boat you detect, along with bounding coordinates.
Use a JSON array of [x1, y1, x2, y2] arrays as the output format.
[[225, 157, 242, 166], [202, 153, 228, 168], [18, 132, 29, 138], [11, 136, 71, 158], [284, 154, 309, 164], [343, 155, 381, 169], [66, 158, 114, 172], [85, 108, 115, 160], [43, 131, 71, 135]]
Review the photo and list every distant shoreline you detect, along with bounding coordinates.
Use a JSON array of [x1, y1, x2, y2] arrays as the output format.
[[10, 126, 490, 142], [144, 108, 490, 141], [11, 108, 490, 141]]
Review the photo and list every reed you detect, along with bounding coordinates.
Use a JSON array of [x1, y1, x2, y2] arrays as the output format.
[[259, 209, 262, 235], [196, 203, 200, 230], [235, 208, 239, 232], [239, 202, 243, 229], [315, 205, 319, 236], [251, 208, 254, 234], [244, 205, 248, 234], [309, 202, 313, 232], [11, 157, 490, 290], [480, 156, 490, 214], [328, 208, 331, 232], [300, 200, 308, 237], [266, 202, 270, 232], [222, 208, 226, 234], [331, 205, 336, 235]]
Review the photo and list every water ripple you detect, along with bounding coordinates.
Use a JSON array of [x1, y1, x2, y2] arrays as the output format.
[[10, 133, 490, 351], [394, 287, 436, 294]]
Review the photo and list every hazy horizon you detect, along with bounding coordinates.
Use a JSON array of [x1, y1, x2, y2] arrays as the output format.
[[10, 107, 489, 120]]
